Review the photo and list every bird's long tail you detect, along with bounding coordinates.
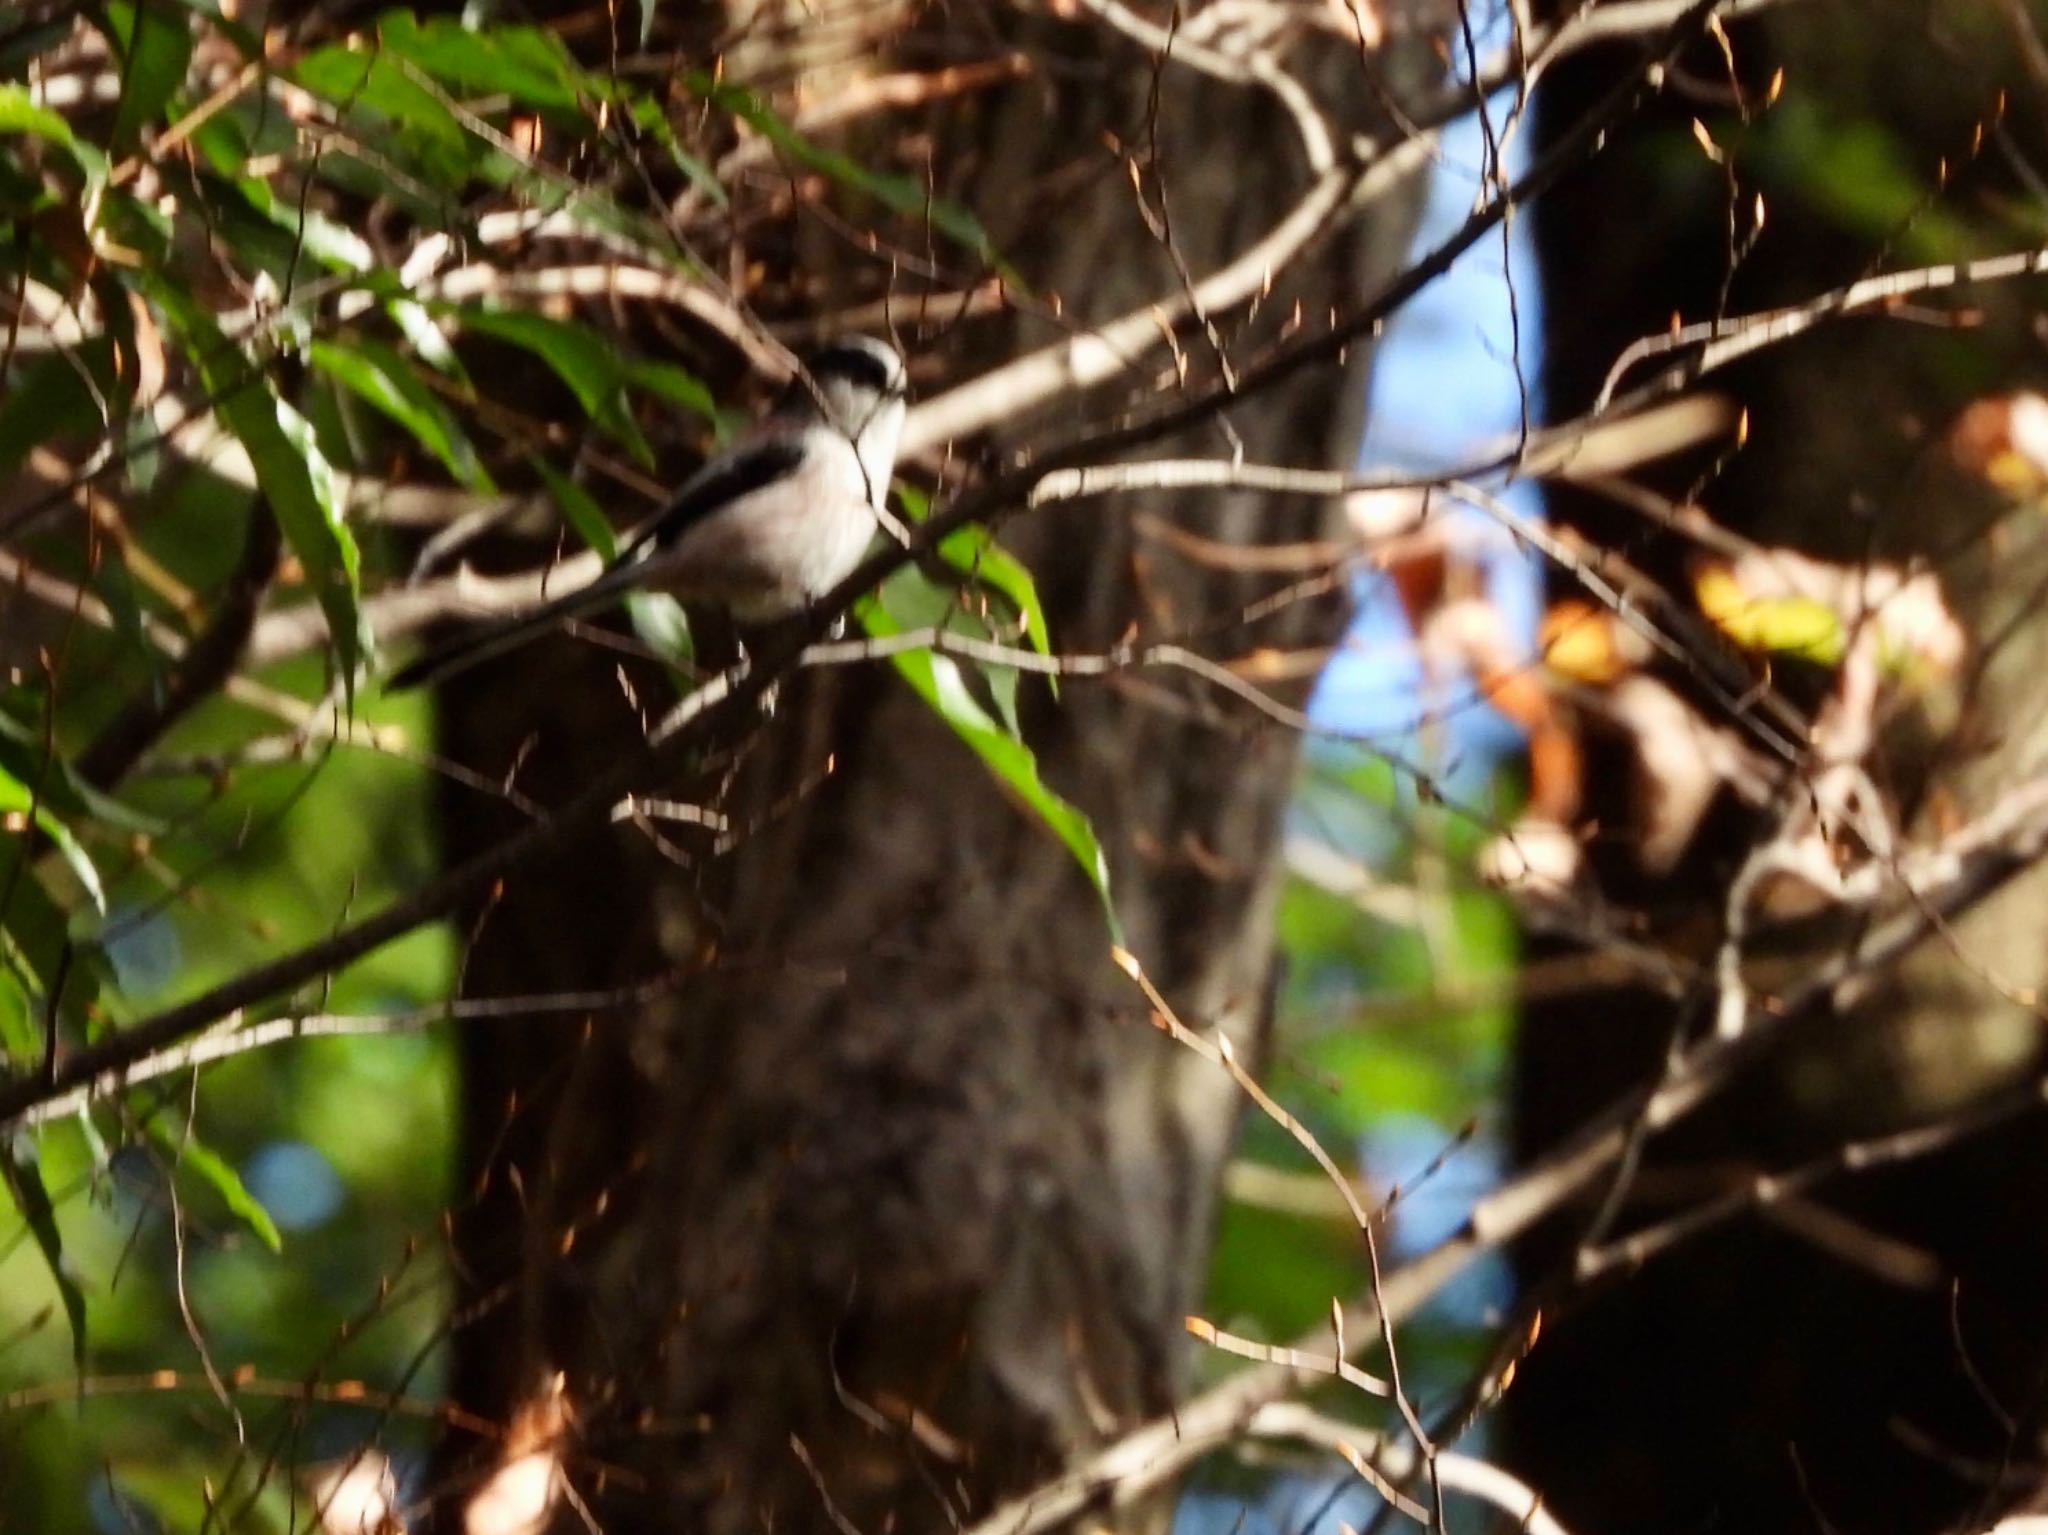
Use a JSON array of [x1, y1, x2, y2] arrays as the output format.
[[383, 571, 633, 692]]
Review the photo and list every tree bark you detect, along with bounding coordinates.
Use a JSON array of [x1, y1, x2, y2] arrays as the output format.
[[431, 6, 1442, 1531], [1505, 5, 2048, 1530]]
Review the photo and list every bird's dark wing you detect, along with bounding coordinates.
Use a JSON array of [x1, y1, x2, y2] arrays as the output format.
[[385, 436, 812, 692], [614, 434, 808, 564]]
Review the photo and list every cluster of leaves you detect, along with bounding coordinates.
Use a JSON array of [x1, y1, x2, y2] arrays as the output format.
[[0, 2, 1521, 1527], [0, 6, 1095, 1519], [0, 4, 995, 1524]]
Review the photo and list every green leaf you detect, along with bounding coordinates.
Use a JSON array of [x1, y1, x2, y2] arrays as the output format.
[[101, 1, 195, 157], [1694, 566, 1845, 665], [0, 684, 170, 839], [0, 83, 110, 192], [1208, 1196, 1363, 1340], [2, 1135, 87, 1367], [896, 484, 1051, 663], [293, 44, 474, 185], [628, 360, 725, 427], [462, 310, 653, 466], [534, 457, 693, 663], [152, 285, 366, 687], [391, 297, 462, 375], [0, 84, 86, 149], [0, 968, 38, 1063], [0, 860, 96, 1067], [311, 338, 494, 491], [860, 599, 1120, 940], [140, 1114, 283, 1254], [689, 72, 1003, 269], [1744, 96, 1976, 262], [0, 762, 104, 914], [304, 38, 692, 263], [937, 524, 1054, 664], [264, 397, 365, 679], [0, 348, 111, 480], [532, 456, 617, 559], [624, 592, 694, 668], [627, 97, 726, 209], [375, 15, 585, 115]]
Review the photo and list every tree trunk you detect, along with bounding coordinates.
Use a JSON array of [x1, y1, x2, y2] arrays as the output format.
[[1505, 5, 2048, 1530], [431, 6, 1442, 1531]]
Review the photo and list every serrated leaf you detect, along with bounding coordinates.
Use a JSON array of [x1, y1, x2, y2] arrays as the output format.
[[311, 338, 494, 491], [0, 762, 104, 914], [860, 599, 1120, 941], [2, 1136, 87, 1367], [152, 286, 365, 687], [463, 310, 653, 466], [101, 1, 195, 157], [140, 1115, 282, 1254]]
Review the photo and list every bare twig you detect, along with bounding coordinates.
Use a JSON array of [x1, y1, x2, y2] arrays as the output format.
[[1599, 245, 2048, 412], [0, 546, 401, 747], [0, 0, 1735, 1133], [953, 765, 2048, 1535], [1249, 1403, 1573, 1535], [17, 976, 688, 1130]]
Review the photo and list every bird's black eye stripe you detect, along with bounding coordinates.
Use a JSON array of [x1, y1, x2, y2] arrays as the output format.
[[808, 345, 899, 396]]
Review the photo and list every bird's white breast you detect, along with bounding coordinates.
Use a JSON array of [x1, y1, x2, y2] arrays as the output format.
[[662, 429, 882, 622]]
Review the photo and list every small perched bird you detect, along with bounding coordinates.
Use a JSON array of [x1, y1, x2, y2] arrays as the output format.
[[386, 335, 909, 690]]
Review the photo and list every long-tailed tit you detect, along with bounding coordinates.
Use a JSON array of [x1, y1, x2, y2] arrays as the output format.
[[386, 336, 908, 690]]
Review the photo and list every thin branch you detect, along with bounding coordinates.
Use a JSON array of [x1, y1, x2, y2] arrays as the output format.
[[1248, 1403, 1574, 1535], [246, 554, 606, 669], [0, 0, 1734, 1131], [0, 546, 402, 747], [73, 500, 281, 789], [903, 0, 1740, 456], [0, 654, 757, 1129], [1598, 245, 2048, 413], [954, 767, 2048, 1535], [1574, 1071, 2048, 1286], [17, 976, 687, 1130]]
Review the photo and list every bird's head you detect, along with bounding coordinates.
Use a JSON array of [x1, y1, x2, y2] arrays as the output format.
[[784, 337, 906, 432]]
